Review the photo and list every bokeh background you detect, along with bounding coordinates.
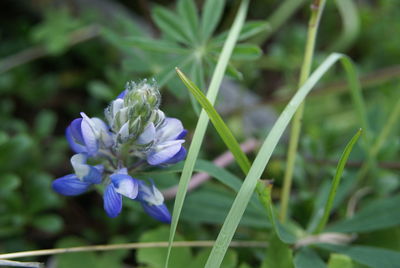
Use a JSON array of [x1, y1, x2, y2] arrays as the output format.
[[0, 0, 399, 267]]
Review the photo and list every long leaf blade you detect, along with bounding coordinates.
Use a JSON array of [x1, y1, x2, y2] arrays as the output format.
[[176, 68, 251, 174], [314, 129, 362, 234], [204, 53, 366, 267], [165, 1, 249, 267]]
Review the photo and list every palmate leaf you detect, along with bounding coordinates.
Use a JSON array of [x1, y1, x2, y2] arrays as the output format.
[[213, 21, 270, 44], [210, 43, 263, 61], [178, 0, 200, 44], [125, 37, 188, 54], [152, 6, 191, 44], [201, 0, 226, 41]]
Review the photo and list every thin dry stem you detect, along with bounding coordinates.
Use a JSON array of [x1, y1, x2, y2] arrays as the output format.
[[0, 240, 267, 260]]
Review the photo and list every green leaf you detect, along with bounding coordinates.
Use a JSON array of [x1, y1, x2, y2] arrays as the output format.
[[178, 0, 200, 43], [328, 254, 353, 268], [318, 244, 400, 268], [55, 237, 129, 268], [176, 68, 251, 174], [328, 195, 400, 233], [146, 159, 262, 210], [261, 234, 294, 268], [0, 173, 21, 195], [181, 187, 267, 227], [155, 56, 192, 87], [213, 21, 270, 44], [294, 247, 326, 268], [211, 43, 262, 61], [138, 226, 192, 268], [230, 44, 263, 60], [34, 110, 57, 138], [314, 129, 362, 233], [152, 6, 191, 44], [191, 249, 237, 268], [201, 0, 226, 40], [125, 37, 188, 54], [264, 185, 297, 244], [166, 1, 249, 267], [32, 214, 63, 233], [55, 237, 98, 268]]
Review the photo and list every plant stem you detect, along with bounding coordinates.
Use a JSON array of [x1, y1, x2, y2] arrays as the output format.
[[0, 241, 267, 260], [279, 0, 327, 222]]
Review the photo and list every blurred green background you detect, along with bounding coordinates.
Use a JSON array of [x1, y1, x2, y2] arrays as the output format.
[[0, 0, 399, 267]]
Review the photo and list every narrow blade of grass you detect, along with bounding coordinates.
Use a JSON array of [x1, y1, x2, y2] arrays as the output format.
[[314, 129, 362, 234], [164, 1, 249, 267], [176, 68, 251, 174], [204, 53, 366, 267]]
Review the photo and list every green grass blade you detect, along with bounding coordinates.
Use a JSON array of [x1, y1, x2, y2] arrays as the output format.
[[314, 129, 362, 234], [164, 1, 249, 267], [176, 68, 251, 174], [204, 52, 366, 267]]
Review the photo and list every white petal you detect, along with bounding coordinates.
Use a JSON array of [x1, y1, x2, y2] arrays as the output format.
[[137, 123, 156, 145], [156, 118, 184, 141]]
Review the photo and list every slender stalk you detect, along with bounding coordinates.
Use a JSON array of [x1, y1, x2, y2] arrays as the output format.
[[0, 241, 267, 260], [280, 0, 327, 222]]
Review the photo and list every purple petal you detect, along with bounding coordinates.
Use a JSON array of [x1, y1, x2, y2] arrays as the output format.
[[117, 89, 127, 99], [110, 174, 138, 199], [103, 184, 122, 218], [157, 118, 184, 141], [84, 165, 103, 184], [65, 119, 87, 154], [176, 129, 188, 140], [147, 140, 183, 166], [161, 146, 186, 165], [69, 118, 84, 143], [80, 114, 99, 156], [52, 174, 92, 196], [141, 202, 171, 223]]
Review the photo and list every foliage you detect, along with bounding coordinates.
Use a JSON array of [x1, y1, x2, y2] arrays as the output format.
[[0, 0, 399, 267]]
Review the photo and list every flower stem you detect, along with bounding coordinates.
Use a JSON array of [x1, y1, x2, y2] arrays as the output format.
[[279, 0, 327, 223]]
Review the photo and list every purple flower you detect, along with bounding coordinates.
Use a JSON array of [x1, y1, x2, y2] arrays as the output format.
[[66, 112, 113, 156], [137, 180, 171, 223], [103, 169, 139, 218], [52, 154, 103, 196], [138, 118, 187, 166]]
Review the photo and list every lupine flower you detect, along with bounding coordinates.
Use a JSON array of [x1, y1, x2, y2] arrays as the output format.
[[66, 112, 113, 156], [139, 117, 187, 166], [137, 180, 171, 223], [103, 168, 139, 218], [52, 154, 103, 196], [53, 79, 187, 222]]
